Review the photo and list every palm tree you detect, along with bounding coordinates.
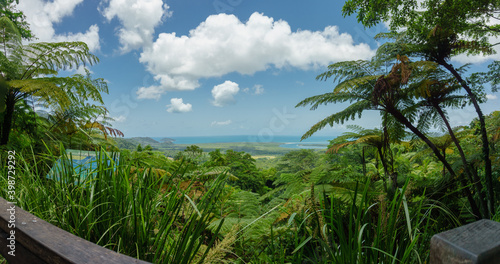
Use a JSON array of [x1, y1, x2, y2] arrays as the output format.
[[297, 55, 482, 218], [0, 16, 104, 146]]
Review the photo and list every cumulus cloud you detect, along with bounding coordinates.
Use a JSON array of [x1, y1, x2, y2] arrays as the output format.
[[18, 0, 100, 51], [212, 81, 240, 107], [136, 12, 375, 99], [486, 94, 498, 100], [52, 25, 100, 51], [166, 98, 192, 113], [136, 74, 199, 99], [100, 0, 171, 52], [211, 120, 232, 126]]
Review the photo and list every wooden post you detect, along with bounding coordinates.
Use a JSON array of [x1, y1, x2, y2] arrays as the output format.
[[430, 219, 500, 264], [0, 197, 151, 264]]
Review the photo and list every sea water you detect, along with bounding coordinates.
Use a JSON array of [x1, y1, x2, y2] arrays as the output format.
[[151, 135, 337, 149]]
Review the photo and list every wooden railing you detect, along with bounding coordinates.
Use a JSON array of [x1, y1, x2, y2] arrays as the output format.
[[430, 219, 500, 264], [0, 197, 151, 264]]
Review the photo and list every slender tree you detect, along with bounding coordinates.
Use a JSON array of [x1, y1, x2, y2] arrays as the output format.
[[341, 0, 498, 216], [297, 56, 482, 218], [412, 67, 490, 216]]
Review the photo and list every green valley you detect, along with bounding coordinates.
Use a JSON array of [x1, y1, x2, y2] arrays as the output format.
[[1, 0, 500, 263]]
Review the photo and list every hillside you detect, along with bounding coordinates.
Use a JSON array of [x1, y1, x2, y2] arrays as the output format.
[[114, 137, 171, 150]]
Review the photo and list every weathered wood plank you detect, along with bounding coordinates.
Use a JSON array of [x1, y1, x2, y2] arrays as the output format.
[[0, 227, 47, 264], [430, 219, 500, 264], [0, 197, 151, 264]]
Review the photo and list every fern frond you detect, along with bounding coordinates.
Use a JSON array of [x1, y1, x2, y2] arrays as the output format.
[[333, 75, 378, 93], [8, 79, 71, 107], [0, 16, 21, 58], [316, 60, 377, 83], [19, 41, 98, 79], [301, 100, 375, 140]]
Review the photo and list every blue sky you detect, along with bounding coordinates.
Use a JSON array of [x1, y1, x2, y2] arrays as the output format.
[[16, 0, 499, 138]]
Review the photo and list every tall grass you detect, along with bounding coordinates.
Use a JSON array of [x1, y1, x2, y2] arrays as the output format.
[[262, 180, 458, 263], [0, 147, 461, 263], [0, 147, 225, 263]]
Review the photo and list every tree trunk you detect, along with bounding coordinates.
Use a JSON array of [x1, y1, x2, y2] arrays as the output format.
[[434, 102, 490, 218], [442, 149, 446, 177], [0, 91, 15, 146], [375, 153, 388, 192], [378, 146, 391, 189], [387, 106, 482, 219], [362, 146, 366, 177], [439, 60, 494, 216]]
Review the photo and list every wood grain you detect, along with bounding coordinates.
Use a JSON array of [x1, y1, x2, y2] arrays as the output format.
[[0, 197, 151, 264]]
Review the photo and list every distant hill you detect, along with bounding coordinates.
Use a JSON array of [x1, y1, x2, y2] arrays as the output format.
[[113, 138, 136, 150], [129, 137, 159, 145], [159, 137, 175, 143], [114, 137, 167, 150]]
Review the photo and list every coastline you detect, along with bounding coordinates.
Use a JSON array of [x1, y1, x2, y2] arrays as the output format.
[[149, 135, 335, 148]]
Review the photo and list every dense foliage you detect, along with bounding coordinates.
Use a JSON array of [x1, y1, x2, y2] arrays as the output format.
[[1, 1, 499, 263]]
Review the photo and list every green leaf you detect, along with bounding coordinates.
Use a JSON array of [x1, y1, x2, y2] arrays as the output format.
[[291, 236, 312, 255]]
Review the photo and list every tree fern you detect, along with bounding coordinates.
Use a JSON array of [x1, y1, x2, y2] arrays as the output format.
[[296, 54, 484, 218], [0, 16, 107, 146]]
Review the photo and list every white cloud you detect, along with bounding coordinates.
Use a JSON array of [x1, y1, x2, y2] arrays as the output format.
[[486, 94, 498, 100], [452, 20, 500, 64], [52, 25, 100, 51], [137, 12, 375, 98], [100, 0, 171, 52], [243, 84, 264, 95], [448, 106, 479, 126], [212, 81, 240, 107], [452, 48, 500, 64], [136, 74, 199, 99], [137, 85, 164, 100], [72, 66, 93, 75], [211, 120, 232, 126], [112, 115, 127, 122], [18, 0, 100, 51], [166, 98, 192, 113]]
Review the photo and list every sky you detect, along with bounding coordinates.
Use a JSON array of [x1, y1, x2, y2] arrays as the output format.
[[15, 0, 500, 138]]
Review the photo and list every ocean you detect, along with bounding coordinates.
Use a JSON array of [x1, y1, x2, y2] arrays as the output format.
[[151, 135, 338, 149]]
